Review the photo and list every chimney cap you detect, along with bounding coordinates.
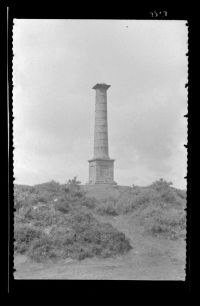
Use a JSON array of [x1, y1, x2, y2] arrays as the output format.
[[93, 83, 111, 90]]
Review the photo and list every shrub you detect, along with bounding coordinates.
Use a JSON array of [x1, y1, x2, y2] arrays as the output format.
[[109, 180, 186, 216], [25, 210, 132, 262], [147, 221, 186, 240], [81, 197, 97, 209], [97, 205, 118, 216], [27, 236, 65, 262], [49, 226, 76, 245], [68, 214, 132, 258], [139, 201, 186, 240], [94, 189, 154, 216], [160, 189, 178, 203], [150, 178, 173, 192], [14, 181, 62, 211], [14, 185, 35, 210], [175, 188, 186, 200], [54, 177, 91, 213], [15, 204, 67, 228], [14, 224, 44, 254], [54, 199, 72, 214], [96, 199, 118, 216], [61, 177, 86, 202], [14, 206, 33, 225], [33, 180, 61, 193], [115, 190, 152, 214]]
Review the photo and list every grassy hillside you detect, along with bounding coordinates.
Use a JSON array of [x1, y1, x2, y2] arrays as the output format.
[[14, 179, 132, 262], [90, 181, 186, 240], [14, 178, 186, 263]]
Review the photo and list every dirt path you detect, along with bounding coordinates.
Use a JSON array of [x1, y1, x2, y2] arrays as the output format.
[[14, 214, 185, 280]]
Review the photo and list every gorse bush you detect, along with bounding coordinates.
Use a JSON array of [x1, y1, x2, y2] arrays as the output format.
[[14, 186, 35, 211], [95, 188, 153, 216], [62, 177, 86, 200], [16, 204, 65, 228], [95, 179, 186, 217], [33, 180, 61, 193], [27, 236, 66, 262], [97, 203, 118, 216], [14, 224, 44, 254], [54, 177, 89, 213], [14, 181, 62, 211], [116, 190, 152, 214], [96, 198, 118, 216], [137, 200, 186, 240], [54, 199, 72, 214], [23, 210, 132, 262], [150, 178, 173, 192], [80, 197, 97, 209]]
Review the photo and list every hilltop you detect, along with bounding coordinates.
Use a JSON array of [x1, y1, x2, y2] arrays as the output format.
[[14, 178, 186, 279]]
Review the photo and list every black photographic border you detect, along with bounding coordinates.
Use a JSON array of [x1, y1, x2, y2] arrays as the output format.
[[1, 2, 195, 297]]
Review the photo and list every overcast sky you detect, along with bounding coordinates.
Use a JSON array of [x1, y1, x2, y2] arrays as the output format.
[[13, 19, 187, 189]]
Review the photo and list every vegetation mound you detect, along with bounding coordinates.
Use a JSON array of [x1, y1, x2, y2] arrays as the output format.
[[14, 177, 186, 262], [136, 201, 186, 240], [14, 178, 132, 262], [93, 179, 186, 240]]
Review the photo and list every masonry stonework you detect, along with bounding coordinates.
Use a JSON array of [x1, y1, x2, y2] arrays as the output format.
[[88, 83, 115, 184]]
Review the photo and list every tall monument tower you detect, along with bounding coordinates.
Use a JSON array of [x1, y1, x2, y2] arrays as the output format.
[[88, 83, 115, 184]]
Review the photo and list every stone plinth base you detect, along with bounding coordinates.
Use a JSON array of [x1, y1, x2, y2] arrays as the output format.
[[88, 158, 115, 184]]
